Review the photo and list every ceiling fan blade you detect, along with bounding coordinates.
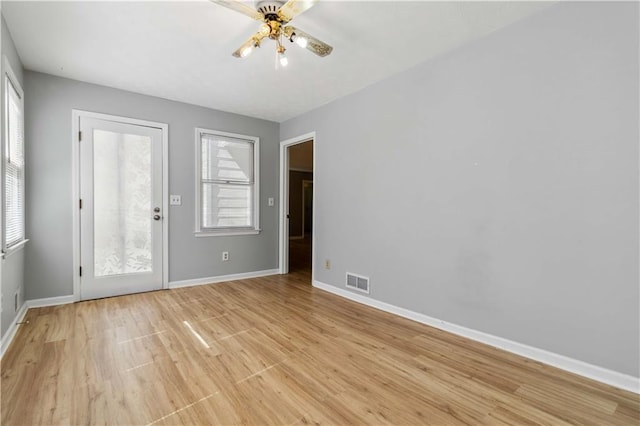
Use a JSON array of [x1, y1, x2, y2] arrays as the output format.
[[232, 31, 268, 58], [284, 26, 333, 57], [209, 0, 264, 21], [277, 0, 318, 22]]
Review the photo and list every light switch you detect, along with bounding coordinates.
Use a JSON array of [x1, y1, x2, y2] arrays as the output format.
[[268, 197, 274, 207], [170, 195, 182, 206]]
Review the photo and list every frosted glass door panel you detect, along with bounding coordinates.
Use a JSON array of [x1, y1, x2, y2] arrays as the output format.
[[93, 130, 152, 277]]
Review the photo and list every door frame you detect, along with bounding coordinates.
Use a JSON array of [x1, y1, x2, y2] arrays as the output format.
[[71, 110, 169, 301], [279, 132, 315, 277]]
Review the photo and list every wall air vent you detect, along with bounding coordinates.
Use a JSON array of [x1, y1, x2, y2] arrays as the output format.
[[346, 272, 370, 294]]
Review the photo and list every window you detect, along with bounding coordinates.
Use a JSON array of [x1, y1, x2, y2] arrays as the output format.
[[3, 60, 25, 251], [195, 128, 259, 236]]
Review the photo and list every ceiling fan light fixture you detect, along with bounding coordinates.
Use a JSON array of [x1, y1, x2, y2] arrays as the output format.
[[233, 36, 263, 58], [240, 45, 254, 58], [279, 52, 288, 67], [215, 0, 333, 63], [277, 44, 288, 67], [293, 34, 308, 49], [259, 23, 271, 36]]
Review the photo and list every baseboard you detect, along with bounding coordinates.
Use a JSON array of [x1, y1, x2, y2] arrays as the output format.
[[26, 295, 76, 308], [313, 280, 640, 394], [169, 269, 280, 289], [0, 302, 28, 358]]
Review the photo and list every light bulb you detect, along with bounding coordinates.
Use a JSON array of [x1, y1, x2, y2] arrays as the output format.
[[259, 23, 271, 37], [279, 51, 288, 67], [240, 45, 253, 58], [294, 35, 308, 49]]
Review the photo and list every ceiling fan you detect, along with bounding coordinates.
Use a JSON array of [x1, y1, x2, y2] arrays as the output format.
[[210, 0, 333, 67]]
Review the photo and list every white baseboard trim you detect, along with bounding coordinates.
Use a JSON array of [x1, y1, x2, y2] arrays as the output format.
[[26, 295, 76, 308], [313, 280, 640, 394], [169, 269, 280, 289], [0, 302, 29, 358]]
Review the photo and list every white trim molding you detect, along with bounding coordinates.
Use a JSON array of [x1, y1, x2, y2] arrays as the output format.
[[26, 295, 76, 309], [1, 238, 28, 259], [313, 280, 640, 395], [0, 302, 28, 358], [169, 269, 279, 289], [279, 132, 316, 277]]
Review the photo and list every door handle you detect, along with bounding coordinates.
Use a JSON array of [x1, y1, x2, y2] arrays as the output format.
[[154, 215, 161, 221]]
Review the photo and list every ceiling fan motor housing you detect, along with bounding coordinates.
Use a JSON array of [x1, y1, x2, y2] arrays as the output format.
[[256, 0, 285, 20]]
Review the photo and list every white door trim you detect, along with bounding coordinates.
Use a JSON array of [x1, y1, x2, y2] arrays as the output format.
[[71, 110, 169, 301], [279, 132, 315, 277]]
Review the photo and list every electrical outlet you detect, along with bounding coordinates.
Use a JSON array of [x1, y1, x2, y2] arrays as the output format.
[[268, 197, 274, 207], [170, 195, 182, 206], [222, 251, 229, 261], [325, 259, 330, 270]]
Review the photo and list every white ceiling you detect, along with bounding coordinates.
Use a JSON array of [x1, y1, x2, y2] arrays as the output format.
[[3, 1, 551, 122]]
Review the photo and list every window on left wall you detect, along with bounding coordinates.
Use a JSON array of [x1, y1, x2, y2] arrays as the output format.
[[3, 59, 25, 252]]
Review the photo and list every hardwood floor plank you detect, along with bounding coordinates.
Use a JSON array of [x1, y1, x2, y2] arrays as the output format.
[[481, 402, 573, 426], [1, 264, 638, 425]]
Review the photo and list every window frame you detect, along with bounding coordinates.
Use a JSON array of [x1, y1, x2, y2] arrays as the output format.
[[2, 56, 26, 256], [194, 128, 260, 237]]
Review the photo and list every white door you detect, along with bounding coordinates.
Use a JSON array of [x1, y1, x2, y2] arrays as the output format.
[[79, 117, 163, 300]]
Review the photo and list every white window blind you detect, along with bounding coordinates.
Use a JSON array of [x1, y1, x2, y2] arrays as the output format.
[[4, 75, 25, 248], [197, 129, 259, 234]]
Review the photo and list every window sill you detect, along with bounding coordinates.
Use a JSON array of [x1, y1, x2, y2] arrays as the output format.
[[2, 239, 29, 259], [195, 229, 261, 238]]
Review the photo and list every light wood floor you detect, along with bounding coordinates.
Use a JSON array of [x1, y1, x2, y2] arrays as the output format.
[[1, 269, 638, 425]]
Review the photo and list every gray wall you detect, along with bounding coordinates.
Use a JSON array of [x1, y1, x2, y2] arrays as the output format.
[[24, 72, 279, 300], [281, 2, 639, 377], [1, 14, 26, 338]]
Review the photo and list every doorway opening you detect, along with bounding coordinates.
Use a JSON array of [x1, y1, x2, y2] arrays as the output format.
[[279, 133, 315, 283], [288, 145, 313, 275]]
